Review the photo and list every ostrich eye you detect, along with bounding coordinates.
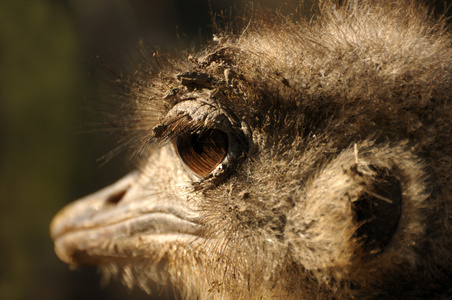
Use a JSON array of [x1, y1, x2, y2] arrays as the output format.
[[176, 129, 228, 177]]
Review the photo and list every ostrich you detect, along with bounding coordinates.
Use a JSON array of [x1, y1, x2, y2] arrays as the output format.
[[51, 0, 452, 298]]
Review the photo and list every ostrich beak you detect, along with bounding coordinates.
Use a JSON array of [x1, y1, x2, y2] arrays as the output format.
[[50, 172, 201, 267]]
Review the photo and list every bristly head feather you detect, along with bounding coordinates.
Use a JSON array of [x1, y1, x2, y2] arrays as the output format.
[[67, 0, 452, 298]]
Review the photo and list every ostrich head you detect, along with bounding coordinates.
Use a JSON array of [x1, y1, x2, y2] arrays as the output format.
[[51, 1, 452, 298]]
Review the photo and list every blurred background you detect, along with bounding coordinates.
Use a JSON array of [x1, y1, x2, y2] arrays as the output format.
[[0, 0, 449, 299]]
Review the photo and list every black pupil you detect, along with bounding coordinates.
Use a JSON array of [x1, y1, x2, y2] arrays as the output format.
[[191, 134, 205, 154]]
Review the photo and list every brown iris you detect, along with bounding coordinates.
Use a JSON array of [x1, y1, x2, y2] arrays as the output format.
[[176, 129, 228, 177]]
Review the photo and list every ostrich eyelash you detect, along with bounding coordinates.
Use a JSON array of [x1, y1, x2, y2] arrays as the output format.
[[152, 114, 205, 144], [131, 112, 219, 158]]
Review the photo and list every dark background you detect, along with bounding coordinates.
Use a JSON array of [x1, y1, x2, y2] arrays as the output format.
[[0, 0, 449, 299]]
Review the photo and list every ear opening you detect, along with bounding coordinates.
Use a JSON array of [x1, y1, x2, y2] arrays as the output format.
[[351, 166, 402, 256]]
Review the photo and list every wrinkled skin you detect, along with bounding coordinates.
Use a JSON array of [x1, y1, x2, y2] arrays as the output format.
[[51, 1, 452, 299]]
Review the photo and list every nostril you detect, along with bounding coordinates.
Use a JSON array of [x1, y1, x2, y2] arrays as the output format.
[[106, 190, 127, 205], [352, 167, 402, 255]]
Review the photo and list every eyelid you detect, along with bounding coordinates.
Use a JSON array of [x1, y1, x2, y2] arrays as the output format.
[[149, 99, 246, 146], [145, 98, 253, 180]]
